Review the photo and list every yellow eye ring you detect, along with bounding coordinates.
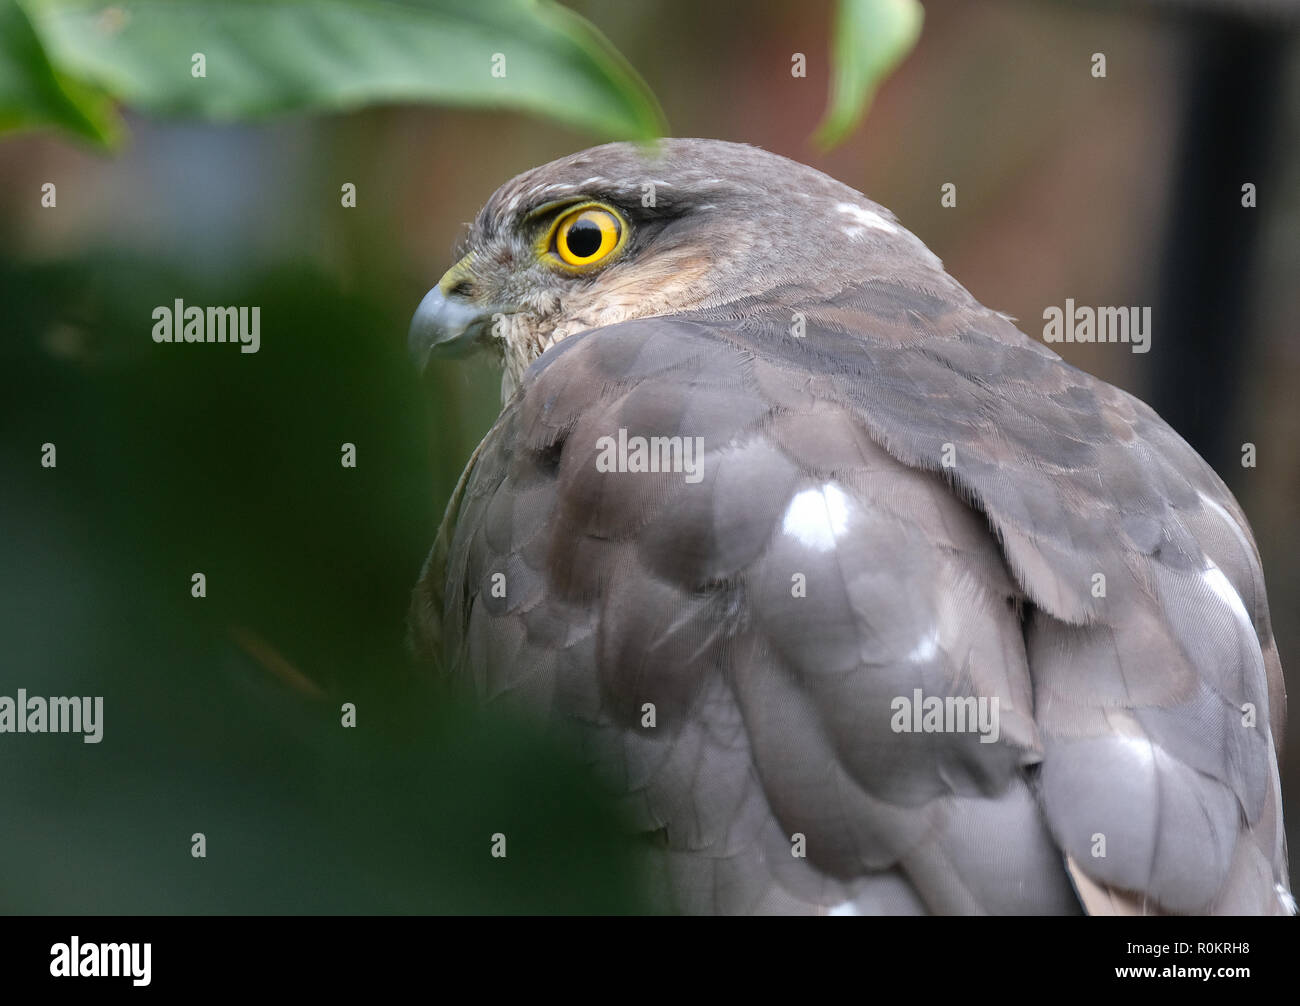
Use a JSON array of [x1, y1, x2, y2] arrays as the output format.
[[549, 204, 625, 269]]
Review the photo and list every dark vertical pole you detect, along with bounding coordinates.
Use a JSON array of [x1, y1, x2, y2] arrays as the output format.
[[1150, 14, 1287, 485]]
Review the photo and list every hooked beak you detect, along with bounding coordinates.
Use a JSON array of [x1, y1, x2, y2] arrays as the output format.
[[408, 256, 496, 372]]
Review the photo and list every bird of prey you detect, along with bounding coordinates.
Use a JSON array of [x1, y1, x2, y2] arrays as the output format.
[[408, 138, 1291, 915]]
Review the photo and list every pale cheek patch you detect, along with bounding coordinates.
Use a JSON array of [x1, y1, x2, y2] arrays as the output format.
[[836, 201, 899, 237], [541, 250, 714, 351]]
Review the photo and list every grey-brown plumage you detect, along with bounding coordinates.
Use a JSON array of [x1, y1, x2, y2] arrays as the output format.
[[409, 138, 1291, 915]]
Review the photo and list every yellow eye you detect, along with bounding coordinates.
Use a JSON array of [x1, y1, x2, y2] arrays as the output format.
[[553, 206, 623, 268]]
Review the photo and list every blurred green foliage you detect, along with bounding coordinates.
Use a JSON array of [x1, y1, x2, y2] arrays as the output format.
[[1, 0, 922, 150], [0, 254, 658, 912], [0, 0, 929, 915], [3, 0, 667, 144], [0, 0, 119, 142], [816, 0, 923, 149]]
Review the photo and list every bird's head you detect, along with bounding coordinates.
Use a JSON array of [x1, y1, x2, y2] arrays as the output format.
[[409, 138, 935, 398]]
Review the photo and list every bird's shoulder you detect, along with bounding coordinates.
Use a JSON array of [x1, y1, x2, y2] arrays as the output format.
[[420, 302, 1289, 914]]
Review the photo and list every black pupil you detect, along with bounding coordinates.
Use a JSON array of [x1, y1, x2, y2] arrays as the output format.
[[566, 216, 605, 258]]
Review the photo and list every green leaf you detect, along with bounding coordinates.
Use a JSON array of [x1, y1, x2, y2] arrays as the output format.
[[0, 0, 119, 144], [815, 0, 923, 150], [24, 0, 665, 140]]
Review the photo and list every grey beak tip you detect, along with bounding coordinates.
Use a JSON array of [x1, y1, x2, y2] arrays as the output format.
[[407, 288, 441, 371], [408, 286, 491, 370]]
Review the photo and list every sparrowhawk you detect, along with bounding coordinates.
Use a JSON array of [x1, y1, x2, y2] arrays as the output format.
[[408, 138, 1291, 915]]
